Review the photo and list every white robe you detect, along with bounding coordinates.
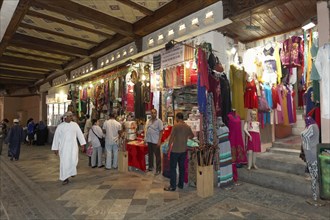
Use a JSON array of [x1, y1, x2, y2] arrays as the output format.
[[51, 122, 86, 181]]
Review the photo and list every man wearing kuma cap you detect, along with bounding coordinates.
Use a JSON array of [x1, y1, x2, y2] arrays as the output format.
[[52, 111, 86, 185]]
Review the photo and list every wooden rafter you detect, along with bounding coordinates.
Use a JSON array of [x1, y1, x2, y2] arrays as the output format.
[[0, 76, 35, 83], [0, 56, 62, 70], [11, 33, 88, 57], [19, 23, 99, 45], [117, 0, 154, 16], [0, 69, 46, 79], [0, 0, 32, 56], [26, 10, 114, 39], [5, 49, 69, 62], [32, 0, 135, 38]]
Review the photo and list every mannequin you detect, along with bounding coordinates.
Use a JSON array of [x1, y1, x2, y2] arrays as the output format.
[[216, 116, 233, 187], [301, 116, 323, 206], [244, 110, 261, 170]]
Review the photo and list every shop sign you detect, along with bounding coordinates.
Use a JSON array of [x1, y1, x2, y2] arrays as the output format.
[[161, 44, 184, 69]]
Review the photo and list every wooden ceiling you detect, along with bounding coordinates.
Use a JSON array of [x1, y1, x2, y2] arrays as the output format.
[[0, 0, 318, 96]]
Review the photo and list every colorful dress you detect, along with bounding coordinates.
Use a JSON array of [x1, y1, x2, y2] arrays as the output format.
[[217, 125, 233, 187], [244, 121, 261, 152], [227, 112, 247, 165], [244, 80, 258, 109]]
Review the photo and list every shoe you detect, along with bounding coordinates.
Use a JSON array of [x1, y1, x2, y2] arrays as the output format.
[[10, 157, 13, 161], [105, 167, 111, 170], [148, 168, 153, 172], [155, 171, 161, 176], [98, 165, 104, 168], [91, 166, 97, 168], [177, 185, 183, 189], [164, 186, 176, 191], [62, 179, 69, 185]]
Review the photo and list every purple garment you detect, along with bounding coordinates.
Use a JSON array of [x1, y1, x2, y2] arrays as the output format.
[[286, 85, 294, 124], [305, 116, 316, 127], [276, 85, 284, 124]]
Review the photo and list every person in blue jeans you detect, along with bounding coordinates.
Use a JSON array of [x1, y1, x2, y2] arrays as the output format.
[[164, 112, 194, 191], [103, 113, 122, 170]]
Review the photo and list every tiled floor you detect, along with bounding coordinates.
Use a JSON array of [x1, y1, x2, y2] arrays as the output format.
[[1, 143, 330, 220]]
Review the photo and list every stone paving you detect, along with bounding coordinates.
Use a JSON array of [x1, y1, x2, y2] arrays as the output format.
[[0, 143, 329, 220]]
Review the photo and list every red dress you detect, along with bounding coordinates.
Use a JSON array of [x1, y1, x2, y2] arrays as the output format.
[[244, 80, 258, 109]]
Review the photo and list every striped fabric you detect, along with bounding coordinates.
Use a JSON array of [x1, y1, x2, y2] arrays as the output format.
[[217, 125, 233, 187]]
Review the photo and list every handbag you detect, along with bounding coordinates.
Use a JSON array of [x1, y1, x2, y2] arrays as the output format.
[[86, 144, 93, 157], [214, 57, 224, 73], [258, 96, 270, 112], [91, 128, 105, 148]]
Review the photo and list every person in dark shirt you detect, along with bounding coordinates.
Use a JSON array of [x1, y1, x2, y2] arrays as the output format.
[[164, 112, 194, 191]]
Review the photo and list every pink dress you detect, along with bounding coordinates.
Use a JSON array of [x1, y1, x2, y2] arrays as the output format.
[[227, 112, 247, 165]]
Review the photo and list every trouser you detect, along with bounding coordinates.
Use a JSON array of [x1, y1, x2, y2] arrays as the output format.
[[147, 142, 161, 172], [105, 144, 118, 169], [92, 146, 103, 167], [307, 160, 319, 200], [170, 152, 186, 189]]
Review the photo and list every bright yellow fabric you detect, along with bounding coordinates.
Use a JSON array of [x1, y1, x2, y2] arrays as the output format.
[[230, 64, 246, 120], [275, 43, 282, 84]]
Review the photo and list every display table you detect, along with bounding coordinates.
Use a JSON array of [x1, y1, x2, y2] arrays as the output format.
[[126, 140, 148, 171]]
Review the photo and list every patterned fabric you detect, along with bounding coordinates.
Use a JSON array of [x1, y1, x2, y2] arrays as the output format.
[[216, 125, 233, 187], [307, 161, 319, 200], [205, 93, 216, 146]]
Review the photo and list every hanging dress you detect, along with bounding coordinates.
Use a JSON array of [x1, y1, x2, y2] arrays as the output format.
[[229, 65, 246, 120], [244, 79, 258, 109]]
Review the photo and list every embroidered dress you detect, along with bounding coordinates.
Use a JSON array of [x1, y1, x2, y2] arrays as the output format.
[[227, 112, 247, 165], [217, 125, 234, 187]]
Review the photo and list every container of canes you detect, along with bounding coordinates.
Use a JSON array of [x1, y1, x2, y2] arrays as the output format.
[[118, 151, 128, 172], [197, 165, 214, 198]]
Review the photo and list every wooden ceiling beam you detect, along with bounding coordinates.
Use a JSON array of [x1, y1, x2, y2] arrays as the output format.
[[19, 23, 98, 45], [0, 69, 46, 79], [0, 65, 49, 74], [11, 33, 89, 57], [117, 0, 154, 16], [0, 0, 32, 57], [134, 0, 219, 36], [32, 0, 135, 38], [0, 77, 35, 84], [26, 10, 114, 38], [0, 55, 62, 70], [4, 49, 69, 62]]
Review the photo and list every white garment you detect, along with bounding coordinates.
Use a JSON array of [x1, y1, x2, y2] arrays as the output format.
[[51, 122, 86, 181], [243, 48, 257, 75], [103, 119, 122, 145], [88, 125, 104, 148], [315, 43, 330, 119], [244, 121, 260, 133]]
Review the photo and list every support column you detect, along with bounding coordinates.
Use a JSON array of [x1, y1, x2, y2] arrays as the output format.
[[317, 1, 330, 143], [39, 92, 47, 122]]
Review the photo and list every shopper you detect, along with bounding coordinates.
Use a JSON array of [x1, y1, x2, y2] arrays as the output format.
[[244, 110, 261, 170], [103, 113, 122, 170], [164, 112, 194, 191], [145, 108, 163, 175], [36, 120, 48, 145], [0, 119, 9, 155], [51, 111, 86, 185], [7, 119, 24, 161], [88, 119, 104, 168], [27, 118, 35, 145]]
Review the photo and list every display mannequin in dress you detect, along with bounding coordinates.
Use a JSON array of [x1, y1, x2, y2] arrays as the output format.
[[244, 110, 261, 170], [216, 116, 233, 187]]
